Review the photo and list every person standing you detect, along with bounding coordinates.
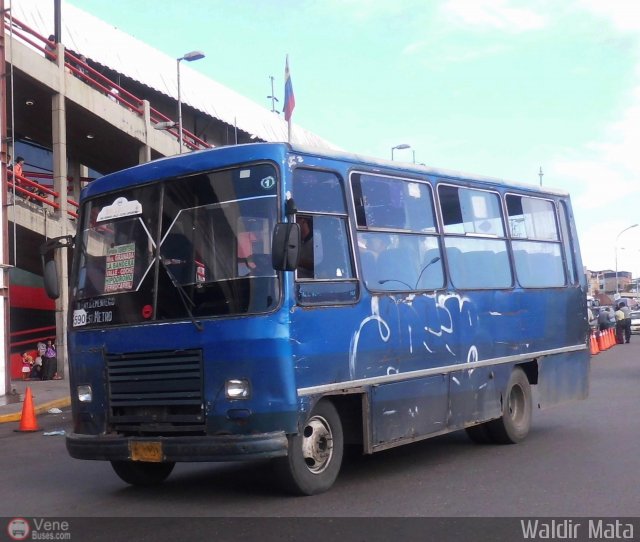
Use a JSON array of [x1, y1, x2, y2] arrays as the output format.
[[620, 302, 632, 343], [45, 34, 56, 61], [13, 156, 24, 179], [614, 304, 626, 345], [598, 308, 611, 331], [21, 352, 34, 380], [42, 339, 58, 380]]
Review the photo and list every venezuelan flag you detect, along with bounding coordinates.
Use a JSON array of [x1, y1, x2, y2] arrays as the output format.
[[283, 55, 296, 121]]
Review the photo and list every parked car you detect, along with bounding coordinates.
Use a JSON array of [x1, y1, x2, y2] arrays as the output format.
[[630, 311, 640, 334]]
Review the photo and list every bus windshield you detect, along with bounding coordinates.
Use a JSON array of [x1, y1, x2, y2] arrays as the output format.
[[71, 163, 280, 328]]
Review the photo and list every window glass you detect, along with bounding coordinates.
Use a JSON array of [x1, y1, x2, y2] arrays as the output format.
[[293, 169, 346, 213], [352, 173, 436, 232], [72, 164, 281, 329], [444, 237, 512, 289], [512, 241, 565, 287], [439, 185, 504, 236], [296, 282, 358, 305], [358, 232, 443, 291], [296, 214, 354, 280], [559, 202, 577, 284], [77, 215, 155, 298], [506, 195, 558, 240]]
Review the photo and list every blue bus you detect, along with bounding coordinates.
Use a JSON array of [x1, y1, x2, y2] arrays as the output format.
[[43, 143, 589, 495]]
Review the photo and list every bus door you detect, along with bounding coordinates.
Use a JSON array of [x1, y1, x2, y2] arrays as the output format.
[[288, 167, 359, 390]]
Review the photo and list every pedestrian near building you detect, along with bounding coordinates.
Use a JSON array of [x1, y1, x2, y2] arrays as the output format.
[[598, 308, 612, 331], [21, 352, 34, 380], [45, 34, 56, 61], [42, 339, 58, 380], [13, 156, 24, 179], [620, 302, 632, 343], [615, 304, 626, 344]]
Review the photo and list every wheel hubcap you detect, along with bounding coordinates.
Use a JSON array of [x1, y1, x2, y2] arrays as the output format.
[[301, 415, 333, 474]]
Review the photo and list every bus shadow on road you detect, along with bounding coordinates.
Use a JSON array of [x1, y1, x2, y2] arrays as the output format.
[[110, 430, 512, 500]]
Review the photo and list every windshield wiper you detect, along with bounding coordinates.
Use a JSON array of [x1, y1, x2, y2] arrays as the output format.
[[159, 258, 203, 332]]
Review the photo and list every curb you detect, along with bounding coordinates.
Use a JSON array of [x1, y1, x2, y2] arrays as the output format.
[[0, 396, 71, 424]]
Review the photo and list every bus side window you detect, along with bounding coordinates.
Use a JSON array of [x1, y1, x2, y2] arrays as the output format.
[[297, 215, 315, 278], [296, 215, 353, 281]]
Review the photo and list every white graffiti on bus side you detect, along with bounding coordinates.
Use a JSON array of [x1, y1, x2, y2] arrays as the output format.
[[349, 291, 477, 380]]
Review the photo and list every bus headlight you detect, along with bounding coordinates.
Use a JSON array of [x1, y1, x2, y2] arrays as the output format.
[[225, 379, 250, 399], [77, 385, 92, 402]]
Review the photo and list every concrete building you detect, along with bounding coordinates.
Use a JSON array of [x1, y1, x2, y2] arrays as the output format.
[[587, 269, 634, 297], [0, 0, 336, 395]]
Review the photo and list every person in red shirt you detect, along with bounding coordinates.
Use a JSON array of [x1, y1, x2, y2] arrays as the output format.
[[13, 156, 24, 179]]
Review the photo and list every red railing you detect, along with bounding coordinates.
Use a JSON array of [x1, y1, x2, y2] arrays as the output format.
[[149, 106, 211, 151], [10, 326, 56, 349], [8, 170, 79, 218], [5, 15, 212, 152], [4, 16, 57, 62], [65, 50, 145, 115]]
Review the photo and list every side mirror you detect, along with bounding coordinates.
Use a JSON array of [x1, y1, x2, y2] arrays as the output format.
[[43, 259, 60, 299], [39, 235, 74, 300], [272, 222, 301, 271]]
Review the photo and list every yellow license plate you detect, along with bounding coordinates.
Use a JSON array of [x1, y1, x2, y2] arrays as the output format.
[[129, 441, 163, 462]]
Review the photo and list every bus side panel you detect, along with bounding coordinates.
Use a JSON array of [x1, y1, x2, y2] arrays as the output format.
[[370, 375, 448, 445], [536, 351, 590, 407], [447, 366, 502, 429]]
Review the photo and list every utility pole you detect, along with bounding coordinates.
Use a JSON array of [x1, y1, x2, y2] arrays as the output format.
[[267, 76, 279, 114], [539, 166, 543, 186], [1, 0, 11, 396]]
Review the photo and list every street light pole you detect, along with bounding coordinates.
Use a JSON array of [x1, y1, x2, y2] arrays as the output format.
[[615, 223, 638, 294], [177, 50, 205, 154], [391, 143, 411, 161]]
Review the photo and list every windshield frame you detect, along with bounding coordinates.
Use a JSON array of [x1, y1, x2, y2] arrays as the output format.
[[70, 161, 282, 329]]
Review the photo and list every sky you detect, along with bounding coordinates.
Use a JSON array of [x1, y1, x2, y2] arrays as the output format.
[[66, 0, 640, 276]]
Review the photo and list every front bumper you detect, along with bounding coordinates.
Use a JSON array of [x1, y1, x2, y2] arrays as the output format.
[[66, 431, 288, 462]]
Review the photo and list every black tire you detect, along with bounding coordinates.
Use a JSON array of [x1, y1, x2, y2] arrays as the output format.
[[111, 461, 175, 486], [487, 367, 532, 444], [275, 400, 344, 496], [465, 423, 493, 444]]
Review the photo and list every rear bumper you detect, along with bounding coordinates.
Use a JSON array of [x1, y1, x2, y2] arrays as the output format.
[[66, 431, 288, 462]]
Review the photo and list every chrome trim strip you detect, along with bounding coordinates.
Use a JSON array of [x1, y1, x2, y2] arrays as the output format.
[[297, 343, 586, 397]]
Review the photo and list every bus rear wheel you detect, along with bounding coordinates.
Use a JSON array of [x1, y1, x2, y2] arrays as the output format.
[[487, 367, 532, 444], [111, 460, 175, 486], [275, 400, 344, 496]]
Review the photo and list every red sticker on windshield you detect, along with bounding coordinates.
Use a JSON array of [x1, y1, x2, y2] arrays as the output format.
[[142, 305, 153, 319]]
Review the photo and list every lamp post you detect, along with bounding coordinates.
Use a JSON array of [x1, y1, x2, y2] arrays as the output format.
[[615, 223, 638, 294], [177, 50, 205, 154], [391, 143, 410, 161]]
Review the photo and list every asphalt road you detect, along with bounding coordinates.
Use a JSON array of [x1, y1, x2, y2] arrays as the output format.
[[1, 342, 638, 540]]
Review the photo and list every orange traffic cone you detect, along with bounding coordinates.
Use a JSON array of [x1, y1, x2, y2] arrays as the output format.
[[597, 331, 606, 351], [590, 332, 599, 355], [609, 328, 615, 348], [14, 387, 41, 432]]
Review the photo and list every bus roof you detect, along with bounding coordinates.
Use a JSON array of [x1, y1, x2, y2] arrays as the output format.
[[83, 142, 570, 201]]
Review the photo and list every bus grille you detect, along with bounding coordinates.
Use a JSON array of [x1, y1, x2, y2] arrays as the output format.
[[106, 349, 205, 435]]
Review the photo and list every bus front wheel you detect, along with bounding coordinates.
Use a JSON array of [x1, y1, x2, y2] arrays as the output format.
[[111, 460, 175, 486], [275, 400, 344, 496], [487, 367, 532, 444]]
